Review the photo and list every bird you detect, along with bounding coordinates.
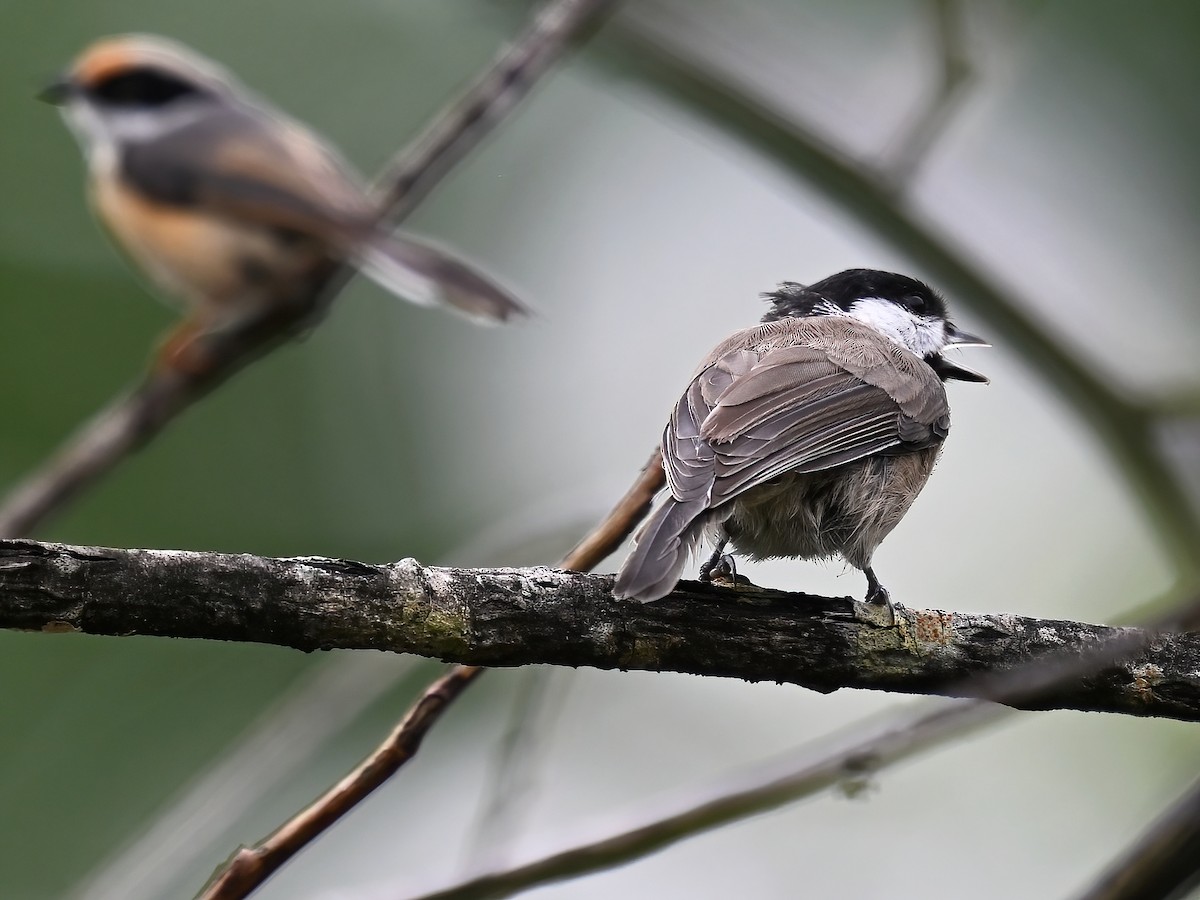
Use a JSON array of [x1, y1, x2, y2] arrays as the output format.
[[39, 34, 526, 356], [613, 268, 988, 606]]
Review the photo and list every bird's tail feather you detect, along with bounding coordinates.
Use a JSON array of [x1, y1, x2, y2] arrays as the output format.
[[613, 498, 710, 602], [358, 233, 528, 324]]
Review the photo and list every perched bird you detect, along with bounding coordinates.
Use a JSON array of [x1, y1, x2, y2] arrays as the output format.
[[40, 34, 525, 345], [614, 269, 987, 605]]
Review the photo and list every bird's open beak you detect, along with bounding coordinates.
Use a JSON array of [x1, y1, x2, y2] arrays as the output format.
[[931, 323, 990, 383], [945, 323, 990, 349], [37, 76, 72, 106]]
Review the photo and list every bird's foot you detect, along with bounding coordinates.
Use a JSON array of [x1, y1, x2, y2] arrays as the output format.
[[699, 551, 735, 583], [859, 567, 897, 625], [699, 552, 750, 587]]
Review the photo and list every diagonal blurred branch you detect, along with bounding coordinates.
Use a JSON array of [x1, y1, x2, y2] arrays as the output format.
[[463, 668, 574, 874], [1075, 777, 1200, 900], [0, 0, 618, 541], [883, 0, 975, 186], [405, 699, 1004, 900], [600, 13, 1200, 583]]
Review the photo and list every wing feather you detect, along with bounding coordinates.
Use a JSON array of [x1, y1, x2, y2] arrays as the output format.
[[662, 320, 949, 511]]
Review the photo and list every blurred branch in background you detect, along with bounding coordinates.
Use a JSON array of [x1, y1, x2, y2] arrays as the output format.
[[405, 699, 1005, 900], [600, 8, 1200, 585], [1075, 776, 1200, 900], [0, 0, 620, 540], [463, 667, 575, 875], [882, 0, 975, 187], [4, 539, 1199, 722]]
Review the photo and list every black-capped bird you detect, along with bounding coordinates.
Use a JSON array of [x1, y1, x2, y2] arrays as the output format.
[[614, 269, 987, 605], [40, 34, 526, 339]]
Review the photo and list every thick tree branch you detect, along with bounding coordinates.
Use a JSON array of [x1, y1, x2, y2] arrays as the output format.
[[3, 539, 1198, 722]]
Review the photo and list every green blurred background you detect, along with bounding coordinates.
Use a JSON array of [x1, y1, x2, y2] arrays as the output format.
[[2, 1, 1200, 897]]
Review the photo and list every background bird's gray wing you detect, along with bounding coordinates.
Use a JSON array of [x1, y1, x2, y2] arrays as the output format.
[[663, 340, 950, 510], [120, 105, 373, 237], [121, 106, 526, 321]]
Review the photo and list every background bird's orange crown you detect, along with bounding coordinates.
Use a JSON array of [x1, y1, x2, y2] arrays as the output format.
[[69, 34, 233, 91]]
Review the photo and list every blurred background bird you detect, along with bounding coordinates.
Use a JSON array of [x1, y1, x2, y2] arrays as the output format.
[[40, 33, 526, 370]]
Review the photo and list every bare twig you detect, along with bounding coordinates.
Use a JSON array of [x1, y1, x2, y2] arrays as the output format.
[[0, 0, 620, 540], [1075, 777, 1200, 900], [559, 447, 664, 571], [196, 664, 485, 900]]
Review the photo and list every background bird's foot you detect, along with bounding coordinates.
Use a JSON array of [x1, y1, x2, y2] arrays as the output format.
[[153, 320, 218, 377]]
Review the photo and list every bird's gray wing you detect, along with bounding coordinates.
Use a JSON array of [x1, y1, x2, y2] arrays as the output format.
[[664, 333, 950, 511]]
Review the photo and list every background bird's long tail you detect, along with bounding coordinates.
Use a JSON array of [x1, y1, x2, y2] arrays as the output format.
[[359, 232, 528, 323], [613, 497, 711, 602]]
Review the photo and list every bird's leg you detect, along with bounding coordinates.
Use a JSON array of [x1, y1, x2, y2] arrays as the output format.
[[153, 317, 216, 377], [698, 537, 734, 583], [864, 566, 891, 606]]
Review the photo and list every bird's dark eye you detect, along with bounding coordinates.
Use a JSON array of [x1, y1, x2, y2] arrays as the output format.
[[89, 67, 202, 107], [905, 294, 928, 314]]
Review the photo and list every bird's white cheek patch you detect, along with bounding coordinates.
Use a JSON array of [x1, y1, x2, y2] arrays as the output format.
[[846, 297, 946, 356]]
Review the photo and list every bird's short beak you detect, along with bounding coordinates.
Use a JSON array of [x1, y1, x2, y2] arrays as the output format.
[[945, 323, 990, 349], [37, 76, 72, 106]]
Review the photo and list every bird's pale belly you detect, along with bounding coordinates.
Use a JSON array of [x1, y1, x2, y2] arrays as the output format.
[[90, 176, 325, 325], [719, 447, 940, 570]]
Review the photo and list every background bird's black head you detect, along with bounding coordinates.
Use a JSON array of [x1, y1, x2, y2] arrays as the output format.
[[762, 269, 947, 323], [83, 66, 211, 108]]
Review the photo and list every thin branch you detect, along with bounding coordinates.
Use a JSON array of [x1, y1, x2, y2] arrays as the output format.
[[559, 447, 665, 571], [602, 13, 1200, 583], [404, 699, 1004, 900], [0, 0, 620, 540], [1075, 777, 1200, 900], [196, 664, 485, 900], [3, 539, 1198, 721]]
